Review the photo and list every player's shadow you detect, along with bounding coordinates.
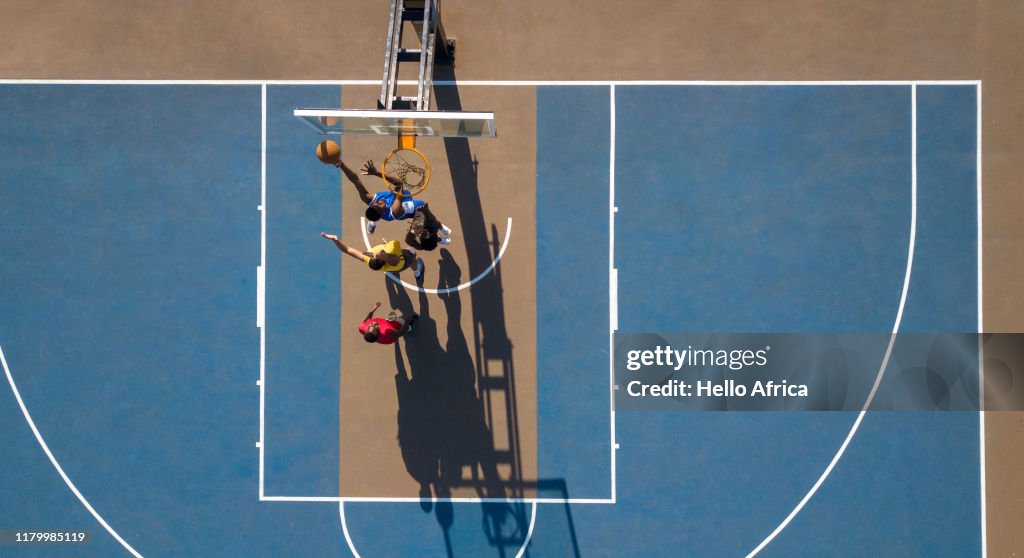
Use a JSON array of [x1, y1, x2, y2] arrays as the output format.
[[386, 253, 511, 556], [388, 272, 497, 500]]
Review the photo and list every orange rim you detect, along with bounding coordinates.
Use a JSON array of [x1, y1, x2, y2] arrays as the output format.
[[381, 146, 431, 197]]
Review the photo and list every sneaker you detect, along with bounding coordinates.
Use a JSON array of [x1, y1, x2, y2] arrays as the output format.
[[438, 237, 451, 245], [406, 314, 419, 334], [366, 220, 377, 234], [440, 224, 452, 237], [414, 257, 424, 280]]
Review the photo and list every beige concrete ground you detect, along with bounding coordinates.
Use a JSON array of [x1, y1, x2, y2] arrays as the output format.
[[2, 0, 1021, 552]]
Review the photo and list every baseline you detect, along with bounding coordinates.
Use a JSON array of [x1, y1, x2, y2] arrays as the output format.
[[0, 79, 983, 86]]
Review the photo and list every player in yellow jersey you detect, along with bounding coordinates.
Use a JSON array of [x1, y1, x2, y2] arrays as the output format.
[[320, 232, 424, 280]]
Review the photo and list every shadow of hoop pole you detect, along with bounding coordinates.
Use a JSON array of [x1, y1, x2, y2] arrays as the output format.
[[432, 64, 533, 555]]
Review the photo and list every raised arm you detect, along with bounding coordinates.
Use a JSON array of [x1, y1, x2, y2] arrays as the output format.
[[419, 202, 438, 223], [362, 160, 403, 189], [338, 161, 374, 205], [364, 301, 382, 322], [320, 232, 367, 261]]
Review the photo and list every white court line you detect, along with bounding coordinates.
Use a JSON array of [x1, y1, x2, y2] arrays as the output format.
[[0, 79, 981, 86], [0, 80, 978, 548], [745, 84, 920, 558], [0, 344, 143, 558], [515, 502, 539, 558], [338, 501, 537, 558], [338, 502, 362, 558], [262, 495, 613, 504], [251, 80, 979, 522], [608, 84, 619, 503], [359, 217, 512, 294], [446, 80, 982, 87], [258, 83, 267, 501], [977, 82, 986, 558]]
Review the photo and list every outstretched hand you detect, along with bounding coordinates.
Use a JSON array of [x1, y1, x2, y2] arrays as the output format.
[[360, 160, 379, 176], [320, 232, 338, 241], [364, 300, 383, 321]]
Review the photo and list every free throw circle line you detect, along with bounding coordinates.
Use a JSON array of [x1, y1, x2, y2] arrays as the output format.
[[338, 501, 361, 558], [359, 217, 513, 294], [338, 500, 537, 558]]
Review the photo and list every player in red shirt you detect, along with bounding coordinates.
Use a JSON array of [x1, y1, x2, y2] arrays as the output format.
[[358, 301, 418, 344]]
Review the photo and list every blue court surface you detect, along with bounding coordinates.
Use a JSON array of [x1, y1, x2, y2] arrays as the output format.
[[0, 82, 980, 556]]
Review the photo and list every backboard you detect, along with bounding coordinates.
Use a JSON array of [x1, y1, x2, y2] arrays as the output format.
[[293, 108, 496, 138]]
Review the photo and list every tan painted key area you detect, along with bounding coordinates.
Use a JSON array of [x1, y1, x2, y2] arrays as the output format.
[[336, 84, 537, 499]]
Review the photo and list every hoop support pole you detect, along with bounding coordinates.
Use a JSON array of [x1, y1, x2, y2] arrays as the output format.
[[398, 134, 416, 150]]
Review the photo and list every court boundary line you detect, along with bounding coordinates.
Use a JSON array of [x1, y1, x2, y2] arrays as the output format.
[[0, 79, 981, 86], [609, 83, 619, 502], [253, 80, 981, 513], [0, 80, 982, 549], [257, 85, 267, 500], [977, 82, 986, 558], [0, 344, 144, 558], [745, 83, 921, 558]]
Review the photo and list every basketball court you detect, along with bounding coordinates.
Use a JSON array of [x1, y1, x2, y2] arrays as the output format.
[[2, 1, 1022, 557]]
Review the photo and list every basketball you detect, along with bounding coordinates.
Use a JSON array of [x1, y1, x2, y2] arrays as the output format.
[[316, 140, 341, 164]]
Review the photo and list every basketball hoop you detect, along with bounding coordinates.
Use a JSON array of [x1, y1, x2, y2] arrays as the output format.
[[382, 142, 431, 197], [294, 108, 495, 198]]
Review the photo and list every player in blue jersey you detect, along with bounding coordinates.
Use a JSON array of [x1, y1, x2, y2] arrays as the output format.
[[364, 185, 426, 232], [328, 158, 449, 235], [328, 158, 410, 230]]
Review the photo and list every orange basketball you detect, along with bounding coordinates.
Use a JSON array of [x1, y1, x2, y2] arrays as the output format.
[[316, 140, 341, 164]]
